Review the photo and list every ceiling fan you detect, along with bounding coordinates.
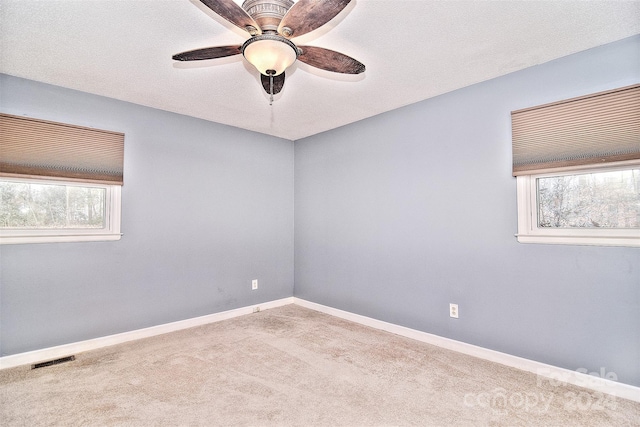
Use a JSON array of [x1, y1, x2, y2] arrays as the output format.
[[173, 0, 365, 102]]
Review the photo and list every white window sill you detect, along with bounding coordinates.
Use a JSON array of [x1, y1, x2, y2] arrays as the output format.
[[0, 233, 122, 245], [515, 234, 640, 247]]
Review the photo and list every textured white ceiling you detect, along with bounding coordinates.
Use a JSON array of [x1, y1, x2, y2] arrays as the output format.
[[1, 1, 639, 140]]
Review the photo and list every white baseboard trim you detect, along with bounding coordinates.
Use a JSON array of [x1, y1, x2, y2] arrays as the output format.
[[3, 296, 637, 403], [0, 297, 294, 370], [293, 297, 640, 403]]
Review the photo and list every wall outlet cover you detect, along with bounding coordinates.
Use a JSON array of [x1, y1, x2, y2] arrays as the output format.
[[450, 303, 458, 319]]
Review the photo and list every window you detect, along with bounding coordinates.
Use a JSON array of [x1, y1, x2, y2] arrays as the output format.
[[0, 113, 124, 244], [512, 84, 640, 247], [516, 164, 640, 246], [0, 177, 121, 244]]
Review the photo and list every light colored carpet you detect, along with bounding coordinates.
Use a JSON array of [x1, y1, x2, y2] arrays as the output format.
[[1, 304, 638, 426]]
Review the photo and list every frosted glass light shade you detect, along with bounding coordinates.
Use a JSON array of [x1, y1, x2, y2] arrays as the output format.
[[243, 37, 297, 76]]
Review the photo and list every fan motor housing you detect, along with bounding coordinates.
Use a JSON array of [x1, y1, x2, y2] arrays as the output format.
[[242, 0, 294, 32]]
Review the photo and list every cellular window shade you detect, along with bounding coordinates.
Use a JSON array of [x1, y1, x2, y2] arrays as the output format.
[[511, 84, 640, 176], [0, 113, 124, 184]]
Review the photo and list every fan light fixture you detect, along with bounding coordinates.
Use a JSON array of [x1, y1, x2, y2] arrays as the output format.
[[173, 0, 365, 103], [242, 34, 298, 76]]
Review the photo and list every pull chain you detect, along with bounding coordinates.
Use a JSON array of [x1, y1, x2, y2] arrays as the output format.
[[266, 70, 277, 105], [269, 73, 274, 105]]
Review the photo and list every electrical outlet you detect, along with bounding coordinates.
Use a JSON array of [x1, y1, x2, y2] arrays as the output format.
[[251, 279, 258, 290], [449, 303, 459, 319]]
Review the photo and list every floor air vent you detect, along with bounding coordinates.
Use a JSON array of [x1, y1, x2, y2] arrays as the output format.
[[31, 355, 76, 369]]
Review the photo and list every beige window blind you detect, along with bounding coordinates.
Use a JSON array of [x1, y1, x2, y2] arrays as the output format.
[[511, 84, 640, 176], [0, 113, 124, 185]]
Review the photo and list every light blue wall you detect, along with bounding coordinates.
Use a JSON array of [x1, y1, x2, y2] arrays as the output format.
[[294, 36, 640, 387], [0, 74, 294, 356]]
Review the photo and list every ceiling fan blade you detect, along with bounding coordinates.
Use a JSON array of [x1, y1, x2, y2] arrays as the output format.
[[172, 45, 242, 61], [278, 0, 351, 38], [298, 46, 365, 74], [261, 72, 286, 95], [199, 0, 261, 35]]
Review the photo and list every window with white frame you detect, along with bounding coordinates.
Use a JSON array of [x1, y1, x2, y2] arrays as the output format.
[[0, 178, 121, 244], [0, 113, 124, 244], [516, 164, 640, 247], [512, 85, 640, 247]]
